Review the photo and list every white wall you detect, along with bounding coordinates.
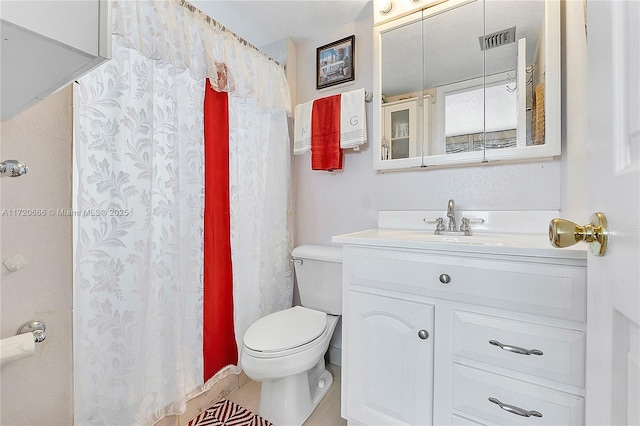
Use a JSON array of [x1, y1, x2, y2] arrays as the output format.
[[292, 7, 588, 247], [559, 0, 588, 221], [0, 86, 74, 425]]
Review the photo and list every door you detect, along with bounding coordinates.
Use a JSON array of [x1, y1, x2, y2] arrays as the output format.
[[346, 291, 434, 425], [586, 1, 639, 424]]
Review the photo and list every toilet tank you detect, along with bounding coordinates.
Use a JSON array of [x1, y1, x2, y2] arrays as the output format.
[[292, 244, 342, 315]]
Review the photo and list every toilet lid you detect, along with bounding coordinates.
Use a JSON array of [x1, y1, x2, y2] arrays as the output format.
[[243, 306, 327, 353]]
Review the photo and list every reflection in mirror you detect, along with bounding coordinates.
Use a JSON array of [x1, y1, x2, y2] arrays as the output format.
[[423, 0, 485, 156], [380, 17, 423, 161], [377, 0, 549, 168], [483, 1, 545, 150], [427, 0, 545, 156], [443, 81, 518, 153]]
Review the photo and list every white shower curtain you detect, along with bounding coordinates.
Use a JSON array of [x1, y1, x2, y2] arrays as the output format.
[[73, 1, 292, 424], [74, 40, 206, 424], [228, 96, 294, 348]]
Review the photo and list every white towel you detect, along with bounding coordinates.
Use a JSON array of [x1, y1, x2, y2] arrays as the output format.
[[340, 88, 367, 151], [293, 101, 313, 155]]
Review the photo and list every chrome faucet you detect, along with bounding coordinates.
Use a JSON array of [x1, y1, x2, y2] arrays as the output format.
[[447, 199, 456, 231], [432, 199, 473, 236]]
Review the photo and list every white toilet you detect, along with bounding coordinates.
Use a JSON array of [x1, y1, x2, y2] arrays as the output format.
[[240, 244, 342, 426]]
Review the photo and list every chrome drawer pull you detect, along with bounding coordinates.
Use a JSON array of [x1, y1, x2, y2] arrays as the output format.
[[489, 339, 543, 356], [488, 397, 543, 418]]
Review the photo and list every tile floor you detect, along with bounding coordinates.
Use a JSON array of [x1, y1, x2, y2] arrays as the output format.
[[225, 364, 347, 426]]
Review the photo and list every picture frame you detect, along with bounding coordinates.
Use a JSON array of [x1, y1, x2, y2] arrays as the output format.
[[316, 35, 355, 90]]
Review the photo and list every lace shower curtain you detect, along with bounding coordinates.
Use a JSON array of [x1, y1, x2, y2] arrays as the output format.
[[228, 96, 293, 349], [73, 1, 292, 424]]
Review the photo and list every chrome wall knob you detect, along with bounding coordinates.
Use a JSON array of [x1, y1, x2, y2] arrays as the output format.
[[0, 160, 29, 177], [17, 320, 46, 343], [439, 274, 451, 284], [33, 330, 47, 343], [418, 329, 429, 340]]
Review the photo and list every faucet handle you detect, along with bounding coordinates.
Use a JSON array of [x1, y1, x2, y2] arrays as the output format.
[[434, 217, 445, 235], [460, 217, 471, 235]]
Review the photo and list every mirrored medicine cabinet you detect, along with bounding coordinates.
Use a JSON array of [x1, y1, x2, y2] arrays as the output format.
[[372, 0, 561, 171]]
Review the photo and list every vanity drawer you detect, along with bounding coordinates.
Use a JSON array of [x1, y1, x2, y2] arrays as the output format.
[[452, 364, 584, 425], [453, 311, 585, 387], [452, 414, 487, 425], [349, 247, 587, 321]]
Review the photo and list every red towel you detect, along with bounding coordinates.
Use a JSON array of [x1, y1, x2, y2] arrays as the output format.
[[311, 94, 343, 171]]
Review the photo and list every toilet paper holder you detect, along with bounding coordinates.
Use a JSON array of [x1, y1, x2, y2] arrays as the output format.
[[17, 320, 46, 343]]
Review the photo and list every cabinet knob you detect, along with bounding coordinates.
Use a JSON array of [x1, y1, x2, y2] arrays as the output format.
[[417, 329, 429, 340], [439, 274, 451, 284]]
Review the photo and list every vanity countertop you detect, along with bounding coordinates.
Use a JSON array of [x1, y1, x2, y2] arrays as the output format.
[[332, 228, 587, 260], [333, 210, 588, 260]]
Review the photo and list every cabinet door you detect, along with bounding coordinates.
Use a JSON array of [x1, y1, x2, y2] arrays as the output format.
[[1, 0, 111, 120], [382, 99, 419, 160], [345, 291, 434, 425]]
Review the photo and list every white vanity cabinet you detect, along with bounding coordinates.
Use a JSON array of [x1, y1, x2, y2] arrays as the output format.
[[337, 239, 587, 426], [346, 291, 434, 425], [1, 0, 111, 120]]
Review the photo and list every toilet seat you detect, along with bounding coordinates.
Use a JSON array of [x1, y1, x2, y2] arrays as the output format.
[[243, 306, 327, 356]]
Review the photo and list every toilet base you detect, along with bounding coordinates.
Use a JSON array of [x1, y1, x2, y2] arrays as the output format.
[[258, 358, 334, 426]]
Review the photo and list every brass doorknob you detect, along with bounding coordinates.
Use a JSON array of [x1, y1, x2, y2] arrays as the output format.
[[549, 212, 608, 256]]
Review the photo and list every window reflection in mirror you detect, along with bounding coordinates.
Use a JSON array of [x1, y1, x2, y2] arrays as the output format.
[[423, 0, 485, 156], [440, 79, 518, 154]]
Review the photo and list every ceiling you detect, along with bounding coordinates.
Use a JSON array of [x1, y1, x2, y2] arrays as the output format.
[[189, 0, 372, 48]]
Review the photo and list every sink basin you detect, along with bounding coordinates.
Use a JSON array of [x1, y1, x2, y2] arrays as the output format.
[[375, 229, 523, 246]]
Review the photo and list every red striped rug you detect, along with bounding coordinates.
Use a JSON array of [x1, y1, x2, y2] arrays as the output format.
[[187, 399, 274, 426]]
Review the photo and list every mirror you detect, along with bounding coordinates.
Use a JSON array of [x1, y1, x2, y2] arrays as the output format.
[[379, 17, 424, 163], [373, 0, 560, 170]]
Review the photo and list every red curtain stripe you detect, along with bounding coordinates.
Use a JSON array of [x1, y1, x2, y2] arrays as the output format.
[[203, 79, 238, 381]]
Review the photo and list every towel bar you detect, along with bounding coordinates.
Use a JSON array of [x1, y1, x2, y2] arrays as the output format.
[[364, 90, 373, 103]]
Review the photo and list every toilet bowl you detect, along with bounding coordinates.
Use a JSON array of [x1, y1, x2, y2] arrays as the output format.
[[241, 307, 339, 425], [240, 245, 342, 426]]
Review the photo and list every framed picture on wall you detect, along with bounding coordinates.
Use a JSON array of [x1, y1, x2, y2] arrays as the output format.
[[316, 35, 355, 90]]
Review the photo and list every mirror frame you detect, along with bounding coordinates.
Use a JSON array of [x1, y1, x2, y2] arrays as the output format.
[[372, 0, 561, 171]]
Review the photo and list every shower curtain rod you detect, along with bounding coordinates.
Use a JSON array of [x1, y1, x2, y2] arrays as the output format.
[[180, 0, 284, 68]]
